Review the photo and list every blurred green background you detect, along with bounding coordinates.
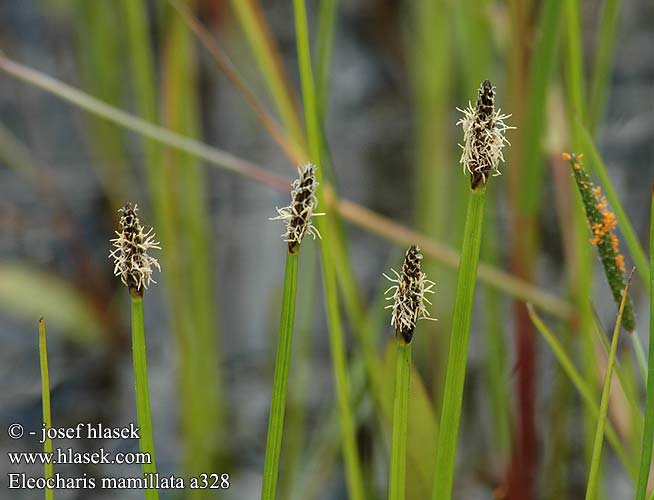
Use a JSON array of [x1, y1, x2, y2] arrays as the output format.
[[0, 0, 652, 499]]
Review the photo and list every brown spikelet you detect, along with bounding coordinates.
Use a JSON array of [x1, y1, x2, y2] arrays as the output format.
[[270, 163, 325, 253], [457, 80, 513, 190], [384, 245, 436, 343], [109, 203, 161, 297]]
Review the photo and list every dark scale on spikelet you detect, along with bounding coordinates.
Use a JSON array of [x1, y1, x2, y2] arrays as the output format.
[[384, 245, 436, 343], [400, 247, 423, 342], [458, 80, 513, 190], [288, 169, 315, 252], [563, 152, 635, 331], [471, 81, 496, 189], [109, 203, 161, 297], [476, 80, 495, 122], [270, 163, 325, 253]]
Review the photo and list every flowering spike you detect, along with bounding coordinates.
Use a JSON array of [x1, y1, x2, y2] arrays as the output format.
[[564, 152, 635, 331], [384, 245, 436, 343], [270, 163, 325, 253], [457, 80, 513, 190], [109, 203, 161, 297]]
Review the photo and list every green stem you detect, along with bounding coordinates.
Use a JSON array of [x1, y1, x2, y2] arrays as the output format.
[[261, 251, 299, 500], [432, 187, 486, 500], [635, 190, 654, 500], [529, 305, 637, 479], [229, 0, 304, 145], [588, 0, 621, 133], [631, 332, 648, 382], [315, 0, 337, 120], [591, 312, 644, 427], [279, 246, 316, 499], [585, 274, 633, 500], [38, 318, 54, 500], [291, 1, 365, 499], [130, 295, 159, 500], [389, 339, 411, 500]]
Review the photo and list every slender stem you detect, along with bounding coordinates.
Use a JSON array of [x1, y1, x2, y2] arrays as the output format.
[[261, 251, 299, 500], [635, 190, 654, 500], [588, 0, 621, 133], [130, 295, 159, 500], [432, 188, 486, 500], [389, 338, 411, 500], [291, 1, 365, 499], [169, 0, 305, 165], [38, 318, 54, 500], [279, 246, 316, 498], [315, 0, 337, 119], [228, 0, 304, 144], [585, 272, 634, 500], [631, 332, 648, 382], [591, 312, 644, 427], [528, 305, 637, 479]]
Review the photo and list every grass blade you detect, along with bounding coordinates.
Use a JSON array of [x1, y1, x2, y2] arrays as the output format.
[[635, 188, 654, 499], [170, 0, 305, 165], [291, 1, 365, 498], [130, 296, 159, 500], [262, 252, 299, 500], [279, 246, 317, 499], [588, 0, 622, 133], [432, 187, 486, 500], [315, 0, 337, 118], [229, 0, 304, 144], [389, 339, 411, 500], [520, 0, 564, 214], [38, 318, 54, 500], [528, 305, 638, 480], [585, 269, 635, 500]]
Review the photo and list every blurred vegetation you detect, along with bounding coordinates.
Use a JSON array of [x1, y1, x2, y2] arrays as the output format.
[[0, 0, 652, 499]]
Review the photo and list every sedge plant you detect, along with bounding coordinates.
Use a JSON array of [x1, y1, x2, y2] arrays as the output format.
[[262, 163, 323, 500], [563, 152, 649, 381], [291, 1, 366, 499], [585, 268, 635, 500], [38, 317, 53, 500], [432, 80, 512, 500], [384, 245, 435, 500], [109, 203, 161, 500]]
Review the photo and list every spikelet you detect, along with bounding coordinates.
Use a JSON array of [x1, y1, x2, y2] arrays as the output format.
[[457, 80, 513, 190], [383, 245, 436, 343], [270, 163, 325, 253], [109, 203, 161, 297], [563, 152, 635, 331]]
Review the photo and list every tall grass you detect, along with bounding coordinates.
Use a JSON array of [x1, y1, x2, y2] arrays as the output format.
[[291, 1, 365, 498], [585, 270, 634, 500], [635, 189, 654, 499], [389, 338, 411, 500], [261, 252, 298, 500], [38, 318, 53, 500], [130, 295, 160, 500], [432, 188, 486, 500]]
